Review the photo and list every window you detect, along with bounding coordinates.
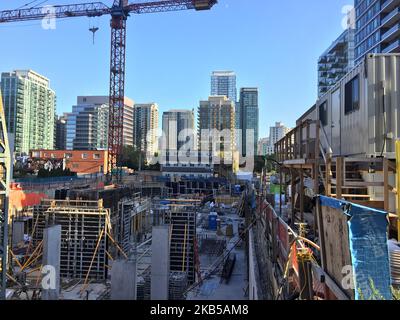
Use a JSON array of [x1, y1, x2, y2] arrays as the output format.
[[319, 101, 328, 126], [82, 153, 88, 159], [64, 153, 72, 158], [345, 76, 360, 114], [72, 164, 79, 168], [93, 153, 100, 159]]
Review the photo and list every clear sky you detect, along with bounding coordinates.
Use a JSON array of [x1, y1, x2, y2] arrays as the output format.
[[0, 0, 352, 138]]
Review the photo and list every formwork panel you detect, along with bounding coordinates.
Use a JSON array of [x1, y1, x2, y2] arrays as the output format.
[[32, 200, 109, 280]]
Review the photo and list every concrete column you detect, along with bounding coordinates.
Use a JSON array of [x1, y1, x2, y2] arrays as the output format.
[[111, 259, 137, 300], [151, 226, 170, 300], [12, 221, 24, 246], [42, 225, 61, 300]]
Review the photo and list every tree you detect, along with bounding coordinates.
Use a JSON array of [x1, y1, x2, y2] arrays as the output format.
[[120, 145, 145, 170]]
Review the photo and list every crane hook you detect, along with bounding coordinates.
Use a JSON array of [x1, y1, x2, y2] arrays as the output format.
[[89, 27, 99, 45]]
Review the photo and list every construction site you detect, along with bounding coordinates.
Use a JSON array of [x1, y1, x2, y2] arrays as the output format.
[[1, 0, 400, 304], [4, 177, 249, 300]]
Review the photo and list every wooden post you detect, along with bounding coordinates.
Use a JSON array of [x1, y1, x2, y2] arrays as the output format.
[[300, 168, 304, 222], [280, 169, 283, 216], [336, 157, 343, 199], [300, 124, 303, 159], [325, 156, 332, 197], [396, 141, 400, 241], [291, 169, 296, 227], [383, 158, 389, 212], [306, 122, 310, 158]]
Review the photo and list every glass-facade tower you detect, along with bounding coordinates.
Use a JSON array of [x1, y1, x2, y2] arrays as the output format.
[[239, 88, 259, 157], [211, 71, 237, 103], [354, 0, 400, 63]]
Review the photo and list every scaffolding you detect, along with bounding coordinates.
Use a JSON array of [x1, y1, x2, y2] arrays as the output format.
[[32, 199, 109, 280], [165, 207, 197, 284], [0, 90, 11, 300]]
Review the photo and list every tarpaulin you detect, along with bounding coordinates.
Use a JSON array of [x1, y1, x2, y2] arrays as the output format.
[[319, 196, 391, 300]]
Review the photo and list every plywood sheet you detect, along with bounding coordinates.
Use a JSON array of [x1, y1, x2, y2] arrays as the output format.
[[319, 205, 354, 299]]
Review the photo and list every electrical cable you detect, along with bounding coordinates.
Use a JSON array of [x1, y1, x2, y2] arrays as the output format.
[[16, 0, 40, 10]]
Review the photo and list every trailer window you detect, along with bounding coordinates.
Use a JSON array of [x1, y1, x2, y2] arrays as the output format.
[[319, 101, 328, 126], [345, 75, 360, 114]]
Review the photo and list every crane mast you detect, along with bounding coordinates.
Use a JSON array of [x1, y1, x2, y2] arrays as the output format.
[[0, 0, 216, 297]]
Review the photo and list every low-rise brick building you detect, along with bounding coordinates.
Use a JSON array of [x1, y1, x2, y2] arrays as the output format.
[[30, 150, 108, 175]]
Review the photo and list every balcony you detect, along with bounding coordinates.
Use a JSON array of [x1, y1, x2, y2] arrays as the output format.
[[381, 0, 400, 13], [275, 119, 320, 166], [381, 7, 400, 28], [381, 23, 400, 43], [382, 39, 400, 53]]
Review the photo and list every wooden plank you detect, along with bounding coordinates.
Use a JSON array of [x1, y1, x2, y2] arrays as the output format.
[[336, 157, 343, 199], [299, 169, 304, 222], [326, 156, 332, 197], [311, 263, 350, 300], [331, 194, 370, 199], [343, 181, 383, 187], [344, 157, 383, 163], [319, 204, 354, 299], [383, 158, 389, 212]]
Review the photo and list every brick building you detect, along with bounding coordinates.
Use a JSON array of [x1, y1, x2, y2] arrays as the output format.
[[30, 150, 108, 175]]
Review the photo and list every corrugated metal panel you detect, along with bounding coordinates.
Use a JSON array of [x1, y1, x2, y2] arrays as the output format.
[[367, 54, 400, 157], [315, 54, 400, 158]]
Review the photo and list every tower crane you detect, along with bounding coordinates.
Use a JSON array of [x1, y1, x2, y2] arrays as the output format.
[[0, 0, 217, 300], [0, 0, 217, 183]]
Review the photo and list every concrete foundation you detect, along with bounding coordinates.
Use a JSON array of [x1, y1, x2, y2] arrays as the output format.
[[111, 259, 137, 300], [42, 225, 61, 300], [151, 226, 170, 300], [12, 221, 24, 246]]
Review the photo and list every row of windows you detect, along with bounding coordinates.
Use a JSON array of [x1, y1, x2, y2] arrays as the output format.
[[355, 0, 377, 16], [319, 75, 361, 126], [355, 16, 380, 44], [355, 31, 380, 57], [39, 152, 101, 159], [356, 0, 381, 31]]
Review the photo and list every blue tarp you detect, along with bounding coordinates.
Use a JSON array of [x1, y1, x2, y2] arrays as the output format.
[[319, 196, 392, 300]]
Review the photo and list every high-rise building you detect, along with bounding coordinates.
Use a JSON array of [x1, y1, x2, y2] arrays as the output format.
[[133, 103, 159, 157], [55, 114, 67, 150], [66, 96, 134, 150], [318, 28, 355, 97], [239, 88, 259, 157], [354, 0, 400, 63], [162, 109, 195, 153], [1, 70, 56, 154], [257, 137, 270, 156], [198, 96, 236, 160], [211, 71, 237, 103], [267, 122, 290, 154]]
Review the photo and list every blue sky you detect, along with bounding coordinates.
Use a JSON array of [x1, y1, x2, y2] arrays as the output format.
[[0, 0, 351, 138]]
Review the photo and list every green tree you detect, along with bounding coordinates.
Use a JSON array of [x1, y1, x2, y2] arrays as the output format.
[[120, 145, 145, 170]]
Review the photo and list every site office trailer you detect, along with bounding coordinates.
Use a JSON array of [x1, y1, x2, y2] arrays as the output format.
[[316, 54, 400, 158]]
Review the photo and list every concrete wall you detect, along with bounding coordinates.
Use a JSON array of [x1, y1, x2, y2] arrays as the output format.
[[151, 226, 170, 300], [111, 259, 137, 300], [248, 228, 260, 300], [42, 225, 61, 300]]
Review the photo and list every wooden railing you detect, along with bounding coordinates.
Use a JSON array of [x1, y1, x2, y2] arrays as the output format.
[[275, 120, 320, 163]]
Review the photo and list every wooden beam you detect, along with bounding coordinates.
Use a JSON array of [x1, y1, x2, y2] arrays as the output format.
[[325, 156, 332, 197], [384, 158, 390, 212], [311, 263, 349, 300], [336, 157, 343, 199], [300, 169, 304, 222]]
